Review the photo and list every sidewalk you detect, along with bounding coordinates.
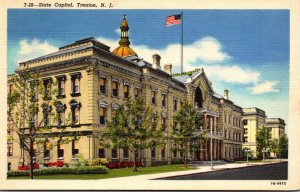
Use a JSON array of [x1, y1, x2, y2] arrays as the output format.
[[101, 160, 287, 181]]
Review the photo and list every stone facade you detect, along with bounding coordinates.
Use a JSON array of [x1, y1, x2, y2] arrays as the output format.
[[7, 17, 244, 171]]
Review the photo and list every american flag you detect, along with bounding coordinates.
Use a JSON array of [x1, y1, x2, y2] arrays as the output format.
[[166, 14, 182, 27]]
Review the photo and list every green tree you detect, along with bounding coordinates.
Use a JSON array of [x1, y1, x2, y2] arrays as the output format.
[[171, 100, 206, 168], [279, 133, 288, 158], [7, 70, 68, 179], [255, 126, 271, 159], [269, 138, 280, 158], [102, 97, 165, 172]]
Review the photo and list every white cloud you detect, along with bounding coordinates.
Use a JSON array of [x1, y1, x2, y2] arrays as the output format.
[[202, 65, 260, 84], [18, 39, 57, 63], [247, 81, 280, 95]]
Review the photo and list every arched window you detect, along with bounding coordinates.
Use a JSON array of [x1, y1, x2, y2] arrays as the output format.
[[194, 87, 203, 108], [99, 100, 108, 125]]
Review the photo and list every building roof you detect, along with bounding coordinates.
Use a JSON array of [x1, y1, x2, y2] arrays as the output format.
[[113, 46, 137, 58]]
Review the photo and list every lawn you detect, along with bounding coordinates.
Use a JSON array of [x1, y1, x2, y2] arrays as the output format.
[[8, 164, 195, 180]]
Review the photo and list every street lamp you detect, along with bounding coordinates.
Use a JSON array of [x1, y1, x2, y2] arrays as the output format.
[[245, 149, 251, 165], [262, 148, 267, 163]]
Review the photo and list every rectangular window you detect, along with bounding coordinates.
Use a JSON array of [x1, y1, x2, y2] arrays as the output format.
[[173, 98, 178, 111], [162, 117, 167, 131], [99, 107, 106, 125], [43, 79, 52, 100], [112, 80, 119, 97], [135, 87, 141, 98], [123, 148, 129, 159], [99, 148, 105, 158], [151, 148, 156, 159], [162, 93, 166, 107], [173, 144, 177, 158], [244, 137, 248, 142], [72, 109, 80, 125], [99, 77, 106, 94], [44, 142, 50, 159], [72, 140, 79, 157], [151, 91, 156, 104], [57, 141, 64, 159], [112, 149, 118, 159], [161, 147, 166, 160], [59, 79, 65, 96], [179, 144, 183, 158], [58, 112, 65, 126], [124, 84, 129, 98], [173, 121, 178, 132], [7, 145, 13, 156], [74, 79, 80, 93]]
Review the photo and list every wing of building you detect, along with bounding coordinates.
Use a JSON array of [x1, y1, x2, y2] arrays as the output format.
[[7, 15, 283, 171]]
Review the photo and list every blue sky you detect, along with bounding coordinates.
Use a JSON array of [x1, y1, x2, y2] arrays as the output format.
[[7, 9, 289, 130]]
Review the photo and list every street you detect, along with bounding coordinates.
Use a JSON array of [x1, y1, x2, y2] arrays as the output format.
[[157, 162, 288, 180]]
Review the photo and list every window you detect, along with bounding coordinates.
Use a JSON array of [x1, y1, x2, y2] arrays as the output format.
[[56, 75, 66, 98], [173, 144, 177, 158], [56, 101, 66, 127], [99, 77, 106, 94], [7, 145, 13, 156], [134, 87, 141, 98], [161, 93, 167, 107], [179, 144, 183, 158], [162, 116, 167, 131], [57, 140, 64, 159], [151, 148, 156, 159], [43, 78, 52, 100], [42, 103, 52, 127], [99, 107, 106, 125], [244, 137, 248, 142], [44, 141, 50, 159], [173, 121, 178, 132], [161, 147, 166, 160], [70, 100, 81, 126], [99, 148, 105, 158], [30, 81, 38, 102], [173, 98, 178, 111], [72, 140, 79, 157], [151, 91, 156, 104], [123, 148, 129, 159], [112, 80, 119, 97], [123, 83, 129, 98], [70, 73, 81, 96], [112, 149, 118, 159]]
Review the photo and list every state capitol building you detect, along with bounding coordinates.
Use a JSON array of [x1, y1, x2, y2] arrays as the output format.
[[7, 16, 285, 170]]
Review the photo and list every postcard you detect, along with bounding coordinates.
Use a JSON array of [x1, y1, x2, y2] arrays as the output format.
[[0, 0, 299, 190]]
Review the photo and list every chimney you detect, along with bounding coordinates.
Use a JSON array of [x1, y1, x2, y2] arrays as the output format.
[[164, 64, 172, 75], [152, 54, 161, 69], [224, 89, 229, 100]]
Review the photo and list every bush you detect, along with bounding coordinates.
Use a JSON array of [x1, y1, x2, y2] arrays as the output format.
[[88, 158, 108, 166], [7, 166, 108, 177], [171, 159, 184, 164]]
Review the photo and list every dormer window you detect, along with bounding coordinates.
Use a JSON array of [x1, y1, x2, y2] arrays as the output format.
[[70, 72, 81, 97]]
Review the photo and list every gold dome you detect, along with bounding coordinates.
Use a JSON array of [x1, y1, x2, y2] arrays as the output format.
[[112, 15, 138, 57], [113, 45, 137, 57]]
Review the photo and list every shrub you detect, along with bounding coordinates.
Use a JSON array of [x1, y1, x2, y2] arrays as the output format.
[[171, 159, 184, 164], [88, 158, 108, 166], [7, 166, 108, 177], [74, 154, 88, 167]]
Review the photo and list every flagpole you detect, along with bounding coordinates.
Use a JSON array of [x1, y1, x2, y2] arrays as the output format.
[[181, 12, 183, 73]]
